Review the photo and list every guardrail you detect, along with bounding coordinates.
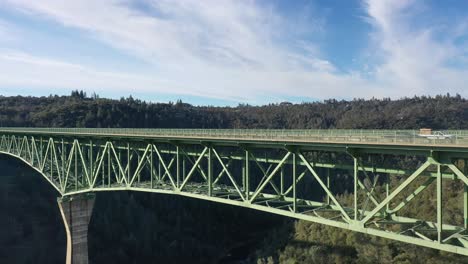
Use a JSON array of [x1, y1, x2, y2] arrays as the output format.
[[1, 127, 468, 146]]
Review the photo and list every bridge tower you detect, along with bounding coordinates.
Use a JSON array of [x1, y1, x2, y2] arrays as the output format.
[[57, 194, 95, 264]]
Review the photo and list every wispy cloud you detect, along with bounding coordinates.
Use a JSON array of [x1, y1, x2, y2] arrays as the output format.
[[3, 0, 325, 69], [1, 0, 337, 101], [0, 0, 467, 103], [365, 0, 468, 96], [0, 51, 188, 97]]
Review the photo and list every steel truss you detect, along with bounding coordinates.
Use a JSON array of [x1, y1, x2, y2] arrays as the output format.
[[1, 131, 468, 256]]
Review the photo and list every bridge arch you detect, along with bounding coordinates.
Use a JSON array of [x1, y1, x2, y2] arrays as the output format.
[[0, 151, 62, 194]]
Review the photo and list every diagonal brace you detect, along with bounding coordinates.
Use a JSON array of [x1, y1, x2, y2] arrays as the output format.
[[249, 152, 291, 202], [298, 152, 351, 222], [212, 148, 245, 201], [361, 160, 432, 224], [179, 147, 208, 191]]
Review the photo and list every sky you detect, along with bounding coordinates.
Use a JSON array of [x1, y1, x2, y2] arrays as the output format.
[[0, 0, 467, 106]]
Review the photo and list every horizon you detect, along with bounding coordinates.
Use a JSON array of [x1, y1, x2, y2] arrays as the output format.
[[0, 1, 467, 106]]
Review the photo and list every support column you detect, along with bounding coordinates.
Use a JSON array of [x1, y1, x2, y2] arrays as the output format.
[[465, 183, 468, 229], [245, 149, 250, 200], [292, 152, 297, 213], [207, 147, 212, 196], [326, 168, 330, 205], [353, 157, 358, 221], [464, 159, 468, 229], [176, 146, 180, 188], [437, 164, 443, 242], [58, 194, 95, 264]]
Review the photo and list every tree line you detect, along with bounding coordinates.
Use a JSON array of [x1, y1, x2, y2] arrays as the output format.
[[1, 91, 467, 129]]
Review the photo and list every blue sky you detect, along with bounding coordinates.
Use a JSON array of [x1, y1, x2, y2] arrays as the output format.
[[0, 0, 467, 106]]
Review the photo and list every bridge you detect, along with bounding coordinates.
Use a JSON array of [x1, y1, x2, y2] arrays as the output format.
[[1, 128, 468, 263]]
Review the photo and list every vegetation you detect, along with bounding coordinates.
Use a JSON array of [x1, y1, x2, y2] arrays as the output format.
[[254, 178, 468, 264], [1, 91, 468, 263], [1, 92, 467, 129]]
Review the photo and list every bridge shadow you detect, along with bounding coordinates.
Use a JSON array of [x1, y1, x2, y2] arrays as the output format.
[[0, 155, 66, 264], [88, 191, 288, 264]]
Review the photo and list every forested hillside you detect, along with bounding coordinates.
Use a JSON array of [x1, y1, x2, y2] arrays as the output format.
[[1, 92, 468, 129], [1, 92, 468, 264]]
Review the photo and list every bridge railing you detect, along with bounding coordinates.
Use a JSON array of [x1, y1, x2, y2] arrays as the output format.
[[2, 127, 468, 146]]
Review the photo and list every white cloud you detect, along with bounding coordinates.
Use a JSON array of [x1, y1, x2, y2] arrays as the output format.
[[3, 0, 317, 70], [365, 0, 468, 96], [0, 0, 340, 101], [0, 0, 468, 103], [0, 51, 196, 98]]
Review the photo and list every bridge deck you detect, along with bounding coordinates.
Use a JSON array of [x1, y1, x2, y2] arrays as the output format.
[[1, 128, 468, 149]]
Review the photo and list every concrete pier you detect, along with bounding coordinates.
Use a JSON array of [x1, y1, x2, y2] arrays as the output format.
[[58, 194, 95, 264]]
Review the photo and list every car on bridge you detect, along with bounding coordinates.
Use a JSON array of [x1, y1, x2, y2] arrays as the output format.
[[418, 128, 454, 139]]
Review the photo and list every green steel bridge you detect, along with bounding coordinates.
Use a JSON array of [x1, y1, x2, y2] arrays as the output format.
[[2, 128, 468, 262]]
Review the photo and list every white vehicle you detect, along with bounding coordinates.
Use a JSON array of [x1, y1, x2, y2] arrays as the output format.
[[418, 130, 453, 139]]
